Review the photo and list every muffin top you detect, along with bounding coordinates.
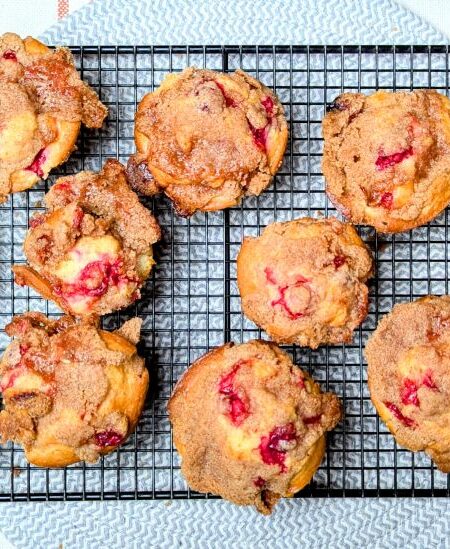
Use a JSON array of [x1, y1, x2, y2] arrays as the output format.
[[14, 160, 161, 317], [0, 32, 107, 201], [0, 313, 148, 466], [237, 217, 373, 348], [322, 90, 450, 232], [131, 67, 288, 215], [366, 296, 450, 471], [168, 340, 341, 513]]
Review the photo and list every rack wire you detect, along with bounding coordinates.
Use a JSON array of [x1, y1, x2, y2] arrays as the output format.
[[0, 45, 449, 501]]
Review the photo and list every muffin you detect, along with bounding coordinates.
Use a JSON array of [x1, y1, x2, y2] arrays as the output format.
[[13, 160, 161, 317], [0, 313, 148, 467], [0, 32, 107, 201], [366, 296, 450, 471], [168, 340, 341, 513], [237, 217, 373, 349], [128, 67, 288, 216], [322, 90, 450, 233]]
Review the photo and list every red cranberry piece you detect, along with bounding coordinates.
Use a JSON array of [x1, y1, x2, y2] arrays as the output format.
[[264, 266, 277, 285], [10, 391, 38, 403], [259, 423, 297, 472], [72, 207, 84, 230], [400, 371, 437, 408], [3, 50, 17, 61], [94, 430, 124, 448], [253, 476, 266, 488], [265, 268, 310, 320], [261, 96, 274, 116], [56, 258, 132, 302], [76, 261, 110, 297], [213, 81, 237, 108], [384, 401, 416, 428], [379, 192, 393, 209], [249, 122, 268, 151], [29, 215, 45, 229], [228, 396, 249, 425], [108, 259, 128, 286], [400, 379, 419, 407], [375, 146, 413, 171], [333, 255, 346, 269], [19, 344, 30, 357], [131, 290, 141, 303], [1, 368, 25, 392], [303, 414, 322, 425], [293, 371, 305, 388], [54, 182, 72, 193], [36, 234, 53, 261], [422, 370, 437, 390], [271, 277, 310, 321], [219, 361, 250, 426], [25, 149, 47, 178]]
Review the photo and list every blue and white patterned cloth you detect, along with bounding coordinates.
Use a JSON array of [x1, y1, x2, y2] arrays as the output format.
[[1, 1, 449, 548]]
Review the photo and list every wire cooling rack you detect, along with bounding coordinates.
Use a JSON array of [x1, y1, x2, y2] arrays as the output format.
[[1, 45, 450, 501]]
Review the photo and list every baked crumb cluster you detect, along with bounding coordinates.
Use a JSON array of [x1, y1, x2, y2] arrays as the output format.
[[129, 68, 288, 215], [14, 159, 161, 316], [168, 340, 341, 513], [0, 32, 106, 202], [322, 90, 450, 233], [0, 313, 148, 467], [237, 217, 373, 348]]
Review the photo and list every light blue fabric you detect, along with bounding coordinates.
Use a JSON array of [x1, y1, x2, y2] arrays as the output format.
[[0, 1, 448, 548], [40, 0, 446, 45]]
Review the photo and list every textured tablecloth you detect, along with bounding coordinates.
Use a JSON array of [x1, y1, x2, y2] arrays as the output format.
[[1, 1, 450, 548]]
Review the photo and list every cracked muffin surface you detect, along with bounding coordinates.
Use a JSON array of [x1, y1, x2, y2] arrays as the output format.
[[129, 67, 288, 216], [13, 159, 161, 317], [322, 90, 450, 233], [168, 340, 341, 513], [366, 296, 450, 471], [237, 217, 373, 349], [0, 313, 148, 467], [0, 33, 107, 202]]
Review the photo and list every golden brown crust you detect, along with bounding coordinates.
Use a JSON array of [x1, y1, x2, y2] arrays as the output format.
[[322, 90, 450, 233], [366, 296, 450, 471], [0, 33, 107, 201], [131, 68, 288, 215], [237, 217, 373, 349], [15, 159, 161, 317], [168, 340, 341, 513], [0, 313, 148, 467]]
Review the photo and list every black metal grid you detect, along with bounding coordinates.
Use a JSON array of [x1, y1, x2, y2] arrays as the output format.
[[0, 45, 449, 501]]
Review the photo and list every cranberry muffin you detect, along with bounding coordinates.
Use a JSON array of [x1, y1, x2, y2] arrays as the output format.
[[366, 296, 450, 471], [168, 340, 341, 513], [0, 33, 107, 202], [322, 90, 450, 233], [13, 160, 161, 317], [129, 67, 288, 216], [0, 313, 148, 467], [237, 217, 373, 349]]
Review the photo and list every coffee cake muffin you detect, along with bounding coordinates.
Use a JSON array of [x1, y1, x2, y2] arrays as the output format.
[[0, 33, 107, 202], [129, 67, 288, 215], [168, 340, 341, 513], [13, 160, 161, 317], [0, 313, 148, 467], [322, 90, 450, 233], [237, 217, 373, 349], [366, 296, 450, 471]]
